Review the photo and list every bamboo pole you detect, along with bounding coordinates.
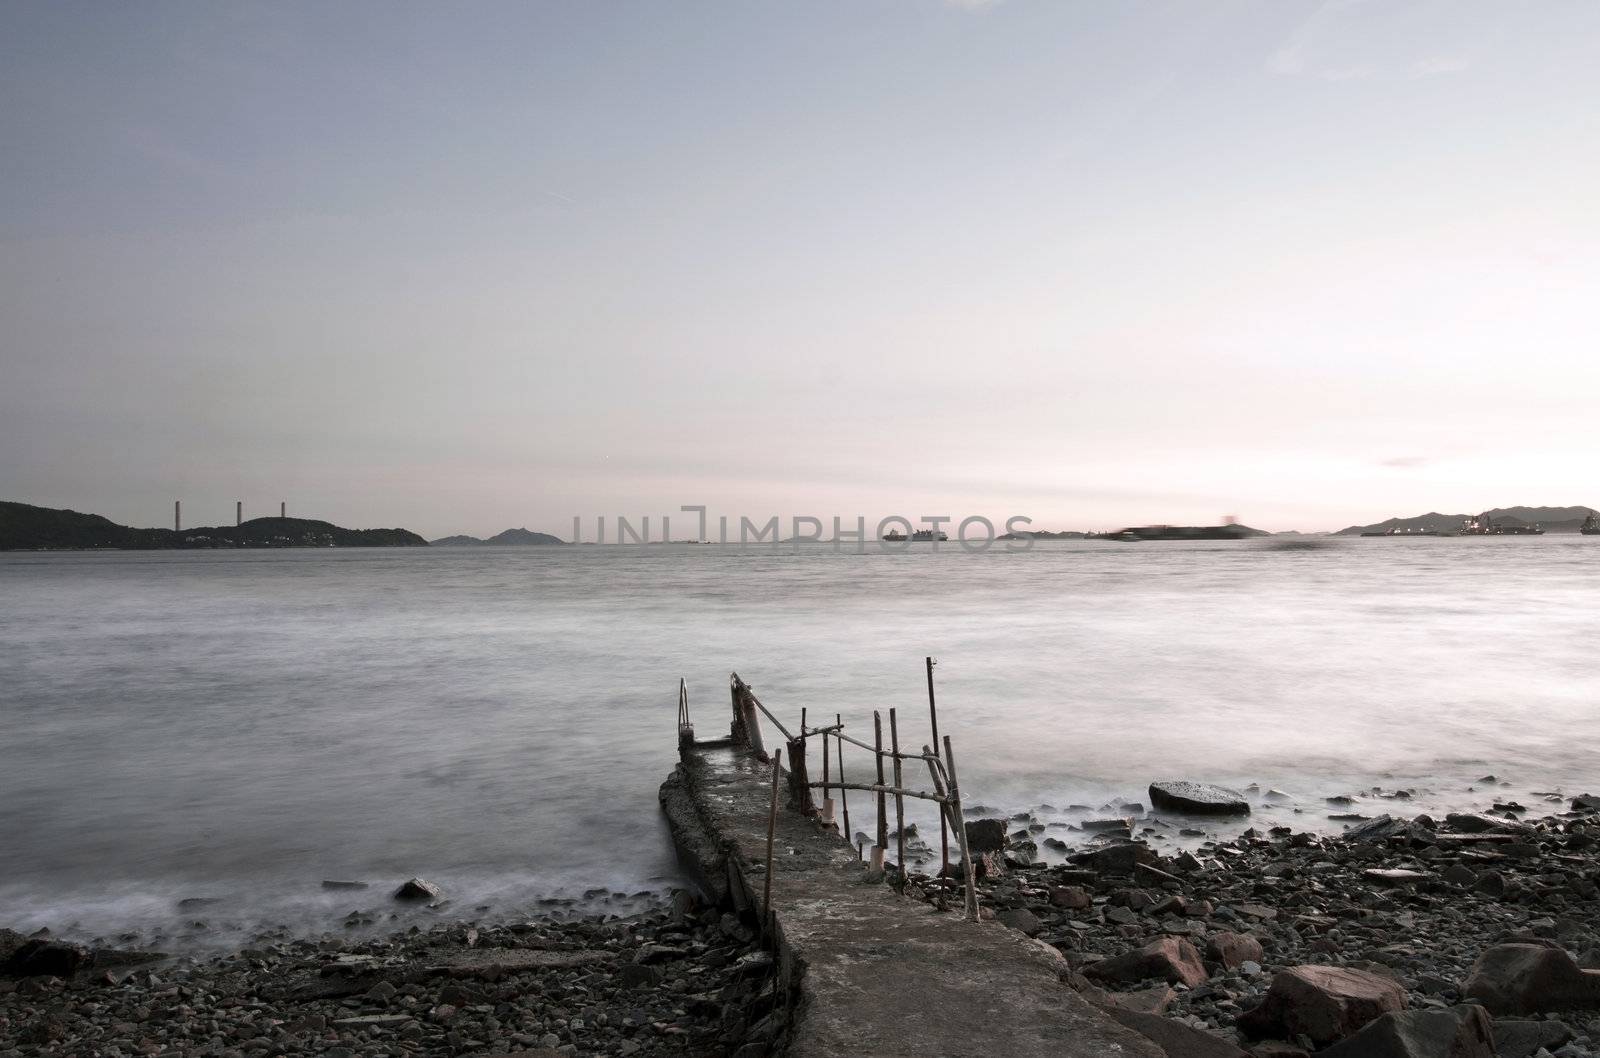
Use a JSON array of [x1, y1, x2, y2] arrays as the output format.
[[890, 708, 905, 883], [943, 734, 979, 922], [926, 656, 948, 877], [763, 749, 782, 932], [835, 714, 850, 840]]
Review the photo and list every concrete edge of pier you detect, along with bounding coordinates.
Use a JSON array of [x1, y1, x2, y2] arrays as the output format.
[[659, 739, 1168, 1058]]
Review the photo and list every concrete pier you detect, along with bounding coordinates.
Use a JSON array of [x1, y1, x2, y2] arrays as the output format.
[[661, 739, 1165, 1057]]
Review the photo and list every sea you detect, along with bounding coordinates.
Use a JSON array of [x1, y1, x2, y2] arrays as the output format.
[[2, 537, 1597, 948]]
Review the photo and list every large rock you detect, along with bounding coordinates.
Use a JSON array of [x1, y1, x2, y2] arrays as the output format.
[[1237, 965, 1406, 1047], [0, 938, 90, 978], [1149, 781, 1250, 816], [995, 908, 1043, 936], [1315, 1005, 1495, 1058], [393, 877, 443, 902], [1084, 936, 1208, 988], [1462, 943, 1600, 1014], [1493, 1017, 1576, 1058], [964, 818, 1009, 852], [1100, 1006, 1249, 1057], [1207, 931, 1265, 970], [1071, 842, 1160, 875]]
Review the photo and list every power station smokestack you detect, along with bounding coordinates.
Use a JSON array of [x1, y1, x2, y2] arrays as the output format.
[[280, 501, 286, 519], [236, 501, 242, 527], [175, 500, 181, 532]]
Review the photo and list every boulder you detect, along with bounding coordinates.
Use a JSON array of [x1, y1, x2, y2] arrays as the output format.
[[393, 878, 443, 901], [1493, 1017, 1575, 1058], [1207, 930, 1265, 970], [1050, 885, 1093, 909], [1071, 842, 1160, 875], [1100, 1007, 1250, 1057], [1445, 812, 1526, 834], [1570, 793, 1600, 812], [964, 818, 1009, 852], [0, 938, 90, 978], [1237, 965, 1406, 1047], [995, 908, 1043, 936], [1462, 943, 1600, 1014], [1084, 936, 1208, 988], [1150, 781, 1251, 816], [1315, 1005, 1495, 1058]]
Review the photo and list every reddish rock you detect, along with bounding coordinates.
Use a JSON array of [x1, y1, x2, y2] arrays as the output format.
[[1237, 965, 1406, 1047], [1094, 984, 1176, 1015], [1207, 931, 1265, 970], [1084, 936, 1208, 988], [1316, 1004, 1494, 1058], [1050, 885, 1093, 909], [1463, 943, 1600, 1015]]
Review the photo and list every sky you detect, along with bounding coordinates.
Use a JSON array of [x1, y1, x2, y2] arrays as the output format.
[[3, 1, 1599, 537]]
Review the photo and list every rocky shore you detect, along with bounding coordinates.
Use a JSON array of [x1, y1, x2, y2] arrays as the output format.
[[907, 788, 1600, 1057], [0, 895, 774, 1058]]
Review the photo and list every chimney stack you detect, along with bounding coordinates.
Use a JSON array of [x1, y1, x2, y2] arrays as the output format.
[[175, 500, 181, 532], [236, 501, 242, 527], [280, 501, 286, 519]]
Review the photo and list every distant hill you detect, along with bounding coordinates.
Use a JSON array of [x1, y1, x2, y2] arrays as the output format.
[[430, 527, 566, 546], [0, 502, 427, 550], [1335, 506, 1597, 536]]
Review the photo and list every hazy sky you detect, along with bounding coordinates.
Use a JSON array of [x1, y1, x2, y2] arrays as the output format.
[[4, 1, 1598, 536]]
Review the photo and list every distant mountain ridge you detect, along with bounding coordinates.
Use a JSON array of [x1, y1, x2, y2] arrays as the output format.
[[430, 527, 567, 546], [0, 501, 427, 550], [1335, 506, 1598, 536]]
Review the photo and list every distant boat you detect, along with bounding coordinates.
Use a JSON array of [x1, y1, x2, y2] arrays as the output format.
[[882, 529, 948, 542], [1460, 512, 1544, 536], [1583, 514, 1600, 536]]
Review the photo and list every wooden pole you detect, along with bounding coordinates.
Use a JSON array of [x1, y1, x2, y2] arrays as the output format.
[[836, 715, 851, 840], [763, 749, 782, 932], [890, 707, 905, 883], [821, 711, 833, 824], [944, 734, 979, 922], [927, 656, 948, 877], [873, 711, 888, 869], [741, 690, 767, 760]]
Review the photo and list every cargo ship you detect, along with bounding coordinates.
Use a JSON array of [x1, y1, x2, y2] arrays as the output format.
[[1460, 512, 1544, 536], [881, 529, 949, 542]]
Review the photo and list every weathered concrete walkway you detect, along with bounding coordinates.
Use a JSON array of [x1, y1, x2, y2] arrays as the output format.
[[661, 741, 1164, 1058]]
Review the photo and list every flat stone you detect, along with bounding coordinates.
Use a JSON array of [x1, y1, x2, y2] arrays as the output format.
[[1363, 868, 1430, 886], [1150, 781, 1251, 816]]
